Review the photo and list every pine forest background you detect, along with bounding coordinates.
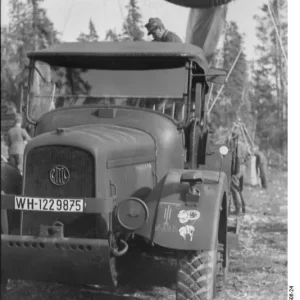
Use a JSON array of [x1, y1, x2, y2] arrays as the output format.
[[1, 0, 287, 165]]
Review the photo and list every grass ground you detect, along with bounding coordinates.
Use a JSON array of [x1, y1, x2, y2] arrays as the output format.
[[215, 168, 287, 300], [5, 168, 287, 300]]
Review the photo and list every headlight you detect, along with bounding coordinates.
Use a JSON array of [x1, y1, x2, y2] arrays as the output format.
[[116, 197, 149, 231]]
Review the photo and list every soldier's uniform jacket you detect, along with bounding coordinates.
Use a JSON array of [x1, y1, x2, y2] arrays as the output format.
[[153, 30, 183, 43], [7, 126, 31, 155]]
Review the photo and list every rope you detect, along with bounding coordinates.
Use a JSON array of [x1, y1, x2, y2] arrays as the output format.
[[207, 48, 243, 115], [62, 0, 75, 39], [224, 121, 252, 155], [207, 21, 228, 108], [118, 0, 133, 41], [240, 125, 250, 152], [266, 1, 287, 63], [241, 123, 255, 148]]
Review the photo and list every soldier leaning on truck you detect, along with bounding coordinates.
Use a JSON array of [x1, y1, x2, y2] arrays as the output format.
[[145, 18, 183, 43], [7, 114, 31, 173], [207, 124, 246, 215]]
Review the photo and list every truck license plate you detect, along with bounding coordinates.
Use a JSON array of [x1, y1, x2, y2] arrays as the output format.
[[14, 197, 84, 212]]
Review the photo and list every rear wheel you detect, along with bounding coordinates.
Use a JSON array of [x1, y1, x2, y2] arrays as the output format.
[[176, 243, 226, 300], [216, 243, 227, 293]]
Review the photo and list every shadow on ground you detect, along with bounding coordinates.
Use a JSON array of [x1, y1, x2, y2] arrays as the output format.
[[5, 256, 177, 300]]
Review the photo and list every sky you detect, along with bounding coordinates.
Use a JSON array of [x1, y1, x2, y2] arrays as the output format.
[[1, 0, 268, 59]]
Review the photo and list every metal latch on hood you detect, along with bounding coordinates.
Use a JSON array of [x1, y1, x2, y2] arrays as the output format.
[[180, 171, 203, 206]]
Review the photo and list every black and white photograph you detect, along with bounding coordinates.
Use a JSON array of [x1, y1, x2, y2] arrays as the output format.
[[1, 0, 292, 299]]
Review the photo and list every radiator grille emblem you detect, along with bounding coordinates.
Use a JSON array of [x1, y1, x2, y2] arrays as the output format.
[[49, 165, 70, 186]]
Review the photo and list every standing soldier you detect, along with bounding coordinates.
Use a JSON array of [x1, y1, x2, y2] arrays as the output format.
[[254, 147, 268, 189], [145, 17, 183, 116], [7, 114, 31, 173], [229, 132, 250, 215], [145, 18, 183, 43]]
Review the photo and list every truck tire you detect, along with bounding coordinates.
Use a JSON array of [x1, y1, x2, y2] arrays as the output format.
[[1, 228, 8, 298], [176, 243, 225, 300], [216, 243, 227, 292], [1, 162, 22, 233], [177, 249, 217, 300], [1, 278, 7, 299]]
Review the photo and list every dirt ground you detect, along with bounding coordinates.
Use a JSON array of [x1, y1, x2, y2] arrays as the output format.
[[4, 168, 287, 300]]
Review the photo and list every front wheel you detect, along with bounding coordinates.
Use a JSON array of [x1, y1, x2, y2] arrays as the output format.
[[176, 243, 226, 300], [1, 277, 7, 299], [176, 249, 217, 300]]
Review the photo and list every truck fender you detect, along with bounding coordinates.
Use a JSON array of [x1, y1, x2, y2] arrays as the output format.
[[1, 161, 22, 234], [136, 169, 228, 251]]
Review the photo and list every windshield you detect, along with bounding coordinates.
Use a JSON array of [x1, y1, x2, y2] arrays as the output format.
[[28, 60, 188, 123]]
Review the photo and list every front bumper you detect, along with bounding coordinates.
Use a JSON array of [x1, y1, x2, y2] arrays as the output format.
[[1, 235, 113, 286], [1, 193, 115, 286]]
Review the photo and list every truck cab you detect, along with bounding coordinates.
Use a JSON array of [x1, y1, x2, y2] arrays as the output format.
[[1, 42, 233, 300]]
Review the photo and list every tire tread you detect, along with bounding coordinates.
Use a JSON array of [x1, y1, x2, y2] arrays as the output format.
[[177, 250, 215, 300]]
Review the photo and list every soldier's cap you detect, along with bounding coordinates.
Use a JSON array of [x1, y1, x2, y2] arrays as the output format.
[[14, 113, 23, 122], [145, 18, 164, 35]]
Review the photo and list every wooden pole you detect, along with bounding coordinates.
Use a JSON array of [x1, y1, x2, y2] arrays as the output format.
[[252, 110, 258, 142], [207, 23, 228, 108], [208, 48, 243, 115], [242, 123, 255, 149]]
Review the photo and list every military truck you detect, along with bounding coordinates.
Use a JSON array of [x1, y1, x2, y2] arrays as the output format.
[[1, 42, 238, 300]]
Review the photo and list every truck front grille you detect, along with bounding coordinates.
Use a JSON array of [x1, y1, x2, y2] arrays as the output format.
[[22, 146, 96, 237], [24, 145, 94, 197]]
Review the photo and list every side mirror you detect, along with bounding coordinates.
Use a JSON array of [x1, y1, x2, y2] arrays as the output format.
[[18, 84, 28, 114], [206, 68, 227, 85], [18, 66, 30, 113]]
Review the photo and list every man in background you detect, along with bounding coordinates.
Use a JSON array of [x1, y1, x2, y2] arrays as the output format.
[[7, 114, 31, 173], [1, 132, 9, 161], [254, 147, 268, 189], [228, 131, 250, 215], [231, 167, 246, 215], [145, 18, 183, 43]]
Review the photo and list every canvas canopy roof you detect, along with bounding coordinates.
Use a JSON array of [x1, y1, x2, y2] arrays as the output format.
[[27, 42, 209, 72]]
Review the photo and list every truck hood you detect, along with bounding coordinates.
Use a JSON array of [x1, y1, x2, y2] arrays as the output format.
[[25, 124, 156, 167], [21, 124, 156, 238]]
